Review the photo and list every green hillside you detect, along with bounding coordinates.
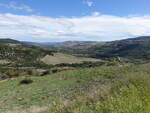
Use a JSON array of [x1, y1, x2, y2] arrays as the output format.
[[0, 65, 149, 113], [50, 36, 150, 61], [22, 36, 150, 61], [0, 39, 105, 80], [0, 39, 54, 66], [86, 36, 150, 60]]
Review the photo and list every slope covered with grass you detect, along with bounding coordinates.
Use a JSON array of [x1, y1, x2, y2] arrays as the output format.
[[41, 53, 101, 65], [52, 36, 150, 61], [0, 39, 54, 68], [0, 65, 149, 113], [47, 66, 150, 113]]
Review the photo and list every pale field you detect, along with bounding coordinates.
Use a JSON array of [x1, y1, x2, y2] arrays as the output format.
[[41, 53, 101, 65]]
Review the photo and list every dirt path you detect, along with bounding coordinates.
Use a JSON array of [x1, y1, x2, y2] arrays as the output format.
[[0, 78, 16, 83]]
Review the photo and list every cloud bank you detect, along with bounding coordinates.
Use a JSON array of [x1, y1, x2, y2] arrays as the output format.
[[0, 13, 150, 42]]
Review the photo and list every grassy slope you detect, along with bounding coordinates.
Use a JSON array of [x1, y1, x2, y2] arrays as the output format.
[[0, 42, 54, 68], [0, 65, 149, 113], [47, 65, 150, 113], [41, 53, 101, 65], [55, 36, 150, 60]]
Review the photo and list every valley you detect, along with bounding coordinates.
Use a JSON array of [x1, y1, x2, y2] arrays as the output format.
[[0, 37, 150, 113]]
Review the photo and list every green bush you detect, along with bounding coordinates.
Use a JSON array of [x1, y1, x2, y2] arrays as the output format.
[[19, 79, 33, 85]]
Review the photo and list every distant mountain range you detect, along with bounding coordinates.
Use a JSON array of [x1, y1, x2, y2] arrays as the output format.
[[23, 36, 150, 60], [1, 36, 150, 61], [22, 41, 58, 47], [22, 41, 99, 49]]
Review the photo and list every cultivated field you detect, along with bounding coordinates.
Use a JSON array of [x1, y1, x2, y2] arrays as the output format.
[[41, 53, 101, 65]]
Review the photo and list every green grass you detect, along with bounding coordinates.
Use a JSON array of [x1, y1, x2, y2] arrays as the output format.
[[0, 75, 77, 112], [0, 65, 150, 113], [46, 66, 150, 113]]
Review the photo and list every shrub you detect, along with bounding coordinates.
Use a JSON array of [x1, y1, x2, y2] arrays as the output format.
[[19, 79, 33, 85]]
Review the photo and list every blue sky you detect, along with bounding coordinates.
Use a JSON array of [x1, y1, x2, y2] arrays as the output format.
[[1, 0, 150, 17], [0, 0, 150, 42]]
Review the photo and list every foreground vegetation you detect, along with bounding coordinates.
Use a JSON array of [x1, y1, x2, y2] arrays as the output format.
[[0, 65, 149, 113], [47, 65, 150, 113]]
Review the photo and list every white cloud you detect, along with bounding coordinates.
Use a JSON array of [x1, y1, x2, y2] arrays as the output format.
[[91, 12, 101, 16], [0, 2, 32, 12], [0, 13, 150, 42], [83, 0, 94, 7]]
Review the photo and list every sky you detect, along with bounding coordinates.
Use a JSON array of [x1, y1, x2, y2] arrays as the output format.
[[0, 0, 150, 42]]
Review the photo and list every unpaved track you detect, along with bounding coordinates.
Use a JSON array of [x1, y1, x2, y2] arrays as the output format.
[[0, 78, 16, 83]]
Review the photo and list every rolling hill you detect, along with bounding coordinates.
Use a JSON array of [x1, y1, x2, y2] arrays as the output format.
[[5, 36, 150, 63], [0, 39, 102, 67], [23, 36, 150, 61], [0, 39, 54, 67], [41, 36, 150, 60], [22, 41, 99, 49], [85, 36, 150, 60]]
